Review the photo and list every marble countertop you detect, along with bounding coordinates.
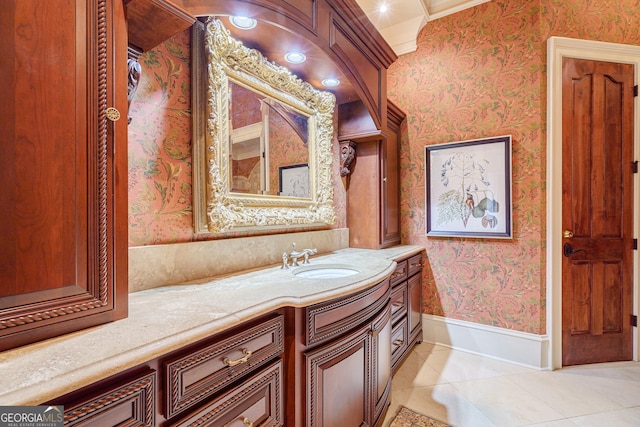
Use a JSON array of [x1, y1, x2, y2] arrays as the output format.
[[0, 245, 423, 405]]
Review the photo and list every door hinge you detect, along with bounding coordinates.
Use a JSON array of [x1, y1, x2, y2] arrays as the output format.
[[633, 161, 638, 173], [632, 315, 638, 327], [635, 85, 639, 97], [634, 239, 638, 250]]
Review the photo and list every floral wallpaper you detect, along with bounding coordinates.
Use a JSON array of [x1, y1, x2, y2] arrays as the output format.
[[128, 29, 346, 246], [128, 30, 193, 245], [389, 0, 640, 334]]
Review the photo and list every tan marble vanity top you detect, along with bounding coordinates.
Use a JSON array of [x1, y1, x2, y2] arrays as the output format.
[[0, 245, 423, 406]]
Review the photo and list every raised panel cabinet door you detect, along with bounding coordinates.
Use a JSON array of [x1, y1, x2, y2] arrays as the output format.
[[305, 325, 371, 427], [0, 0, 128, 350], [371, 306, 392, 426], [407, 274, 423, 342]]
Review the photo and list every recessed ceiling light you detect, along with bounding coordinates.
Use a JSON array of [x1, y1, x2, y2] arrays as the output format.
[[379, 4, 389, 13], [284, 52, 306, 64], [322, 78, 340, 87], [229, 16, 257, 30]]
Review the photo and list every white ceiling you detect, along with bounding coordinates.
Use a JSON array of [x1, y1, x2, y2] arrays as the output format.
[[355, 0, 491, 55]]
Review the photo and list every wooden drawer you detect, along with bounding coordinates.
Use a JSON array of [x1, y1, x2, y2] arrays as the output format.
[[63, 370, 156, 427], [165, 315, 284, 418], [407, 253, 423, 277], [169, 360, 284, 427], [390, 284, 407, 325], [305, 278, 390, 346], [390, 260, 408, 286], [391, 321, 408, 369]]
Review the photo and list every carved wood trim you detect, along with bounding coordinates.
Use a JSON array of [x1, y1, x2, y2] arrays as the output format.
[[64, 371, 156, 426], [340, 140, 357, 177], [165, 315, 284, 418], [127, 47, 142, 124]]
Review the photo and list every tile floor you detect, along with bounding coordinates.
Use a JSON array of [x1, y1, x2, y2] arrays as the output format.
[[381, 343, 640, 427]]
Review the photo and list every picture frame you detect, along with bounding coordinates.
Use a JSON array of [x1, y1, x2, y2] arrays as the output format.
[[279, 163, 310, 198], [425, 135, 512, 238]]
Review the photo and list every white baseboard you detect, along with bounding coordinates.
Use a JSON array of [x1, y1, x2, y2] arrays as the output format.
[[422, 314, 550, 370]]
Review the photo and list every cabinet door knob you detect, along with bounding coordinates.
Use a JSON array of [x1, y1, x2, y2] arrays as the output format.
[[105, 107, 121, 122], [243, 417, 254, 427], [563, 230, 574, 238]]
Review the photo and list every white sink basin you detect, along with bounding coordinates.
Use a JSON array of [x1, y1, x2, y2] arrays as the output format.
[[293, 265, 360, 279]]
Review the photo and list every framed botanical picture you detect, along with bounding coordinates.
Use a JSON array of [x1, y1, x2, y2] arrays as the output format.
[[279, 163, 309, 198], [425, 135, 512, 238]]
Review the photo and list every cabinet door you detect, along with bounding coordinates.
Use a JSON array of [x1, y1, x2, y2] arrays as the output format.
[[380, 135, 400, 248], [371, 306, 392, 425], [408, 274, 423, 342], [0, 0, 128, 350], [306, 325, 371, 427]]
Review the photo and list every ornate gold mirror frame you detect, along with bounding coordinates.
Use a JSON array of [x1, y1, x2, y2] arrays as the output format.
[[192, 18, 337, 233]]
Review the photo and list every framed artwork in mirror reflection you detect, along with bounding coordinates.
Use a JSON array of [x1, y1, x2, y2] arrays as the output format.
[[279, 163, 309, 198], [425, 135, 512, 238]]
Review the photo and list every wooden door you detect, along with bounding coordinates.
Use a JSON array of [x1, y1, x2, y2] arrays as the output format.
[[0, 0, 128, 350], [561, 57, 635, 366]]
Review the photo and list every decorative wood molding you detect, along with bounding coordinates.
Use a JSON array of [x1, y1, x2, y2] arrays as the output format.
[[127, 47, 142, 124], [340, 140, 357, 177]]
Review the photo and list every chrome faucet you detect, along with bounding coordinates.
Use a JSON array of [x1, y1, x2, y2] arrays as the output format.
[[281, 243, 317, 269]]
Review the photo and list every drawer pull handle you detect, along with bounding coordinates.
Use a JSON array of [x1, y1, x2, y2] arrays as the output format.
[[223, 348, 253, 367], [392, 271, 404, 278], [391, 302, 404, 308], [243, 417, 254, 427], [410, 262, 422, 268], [393, 339, 404, 346], [369, 329, 379, 337]]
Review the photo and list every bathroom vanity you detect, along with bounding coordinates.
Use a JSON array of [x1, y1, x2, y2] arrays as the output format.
[[0, 246, 423, 426]]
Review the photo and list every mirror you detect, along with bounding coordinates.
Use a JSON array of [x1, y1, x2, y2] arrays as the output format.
[[192, 18, 337, 233], [228, 81, 310, 197]]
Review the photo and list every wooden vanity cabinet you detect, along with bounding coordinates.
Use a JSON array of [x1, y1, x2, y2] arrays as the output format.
[[47, 313, 285, 427], [45, 253, 421, 427], [390, 254, 424, 373], [296, 278, 392, 427]]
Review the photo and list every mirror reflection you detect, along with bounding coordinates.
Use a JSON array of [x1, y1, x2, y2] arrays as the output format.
[[229, 81, 310, 197]]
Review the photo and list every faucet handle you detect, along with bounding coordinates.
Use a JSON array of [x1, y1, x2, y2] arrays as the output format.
[[281, 252, 290, 270]]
